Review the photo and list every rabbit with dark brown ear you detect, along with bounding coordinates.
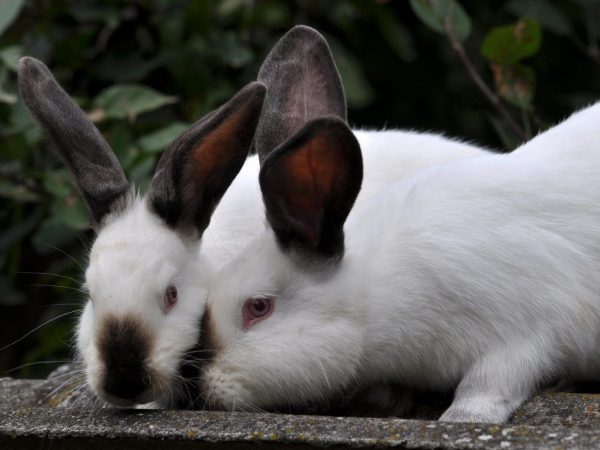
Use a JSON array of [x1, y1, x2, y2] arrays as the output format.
[[201, 87, 600, 423], [197, 25, 490, 415], [18, 25, 489, 409]]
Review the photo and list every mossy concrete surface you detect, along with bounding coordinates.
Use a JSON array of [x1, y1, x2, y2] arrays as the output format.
[[2, 369, 600, 449]]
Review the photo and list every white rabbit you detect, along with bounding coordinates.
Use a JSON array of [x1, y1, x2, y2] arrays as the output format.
[[200, 101, 600, 424], [17, 25, 488, 408]]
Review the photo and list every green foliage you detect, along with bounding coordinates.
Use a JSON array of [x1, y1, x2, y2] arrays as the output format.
[[479, 17, 542, 110], [0, 0, 25, 38], [92, 85, 177, 122], [481, 18, 542, 65], [2, 0, 600, 377], [138, 122, 190, 153]]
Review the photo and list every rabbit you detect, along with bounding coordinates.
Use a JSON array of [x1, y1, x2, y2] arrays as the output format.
[[18, 56, 268, 407], [199, 98, 600, 423], [17, 25, 489, 409]]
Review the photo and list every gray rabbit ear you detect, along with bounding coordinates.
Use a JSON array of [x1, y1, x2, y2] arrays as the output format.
[[18, 57, 130, 228], [255, 25, 346, 164], [147, 82, 266, 239], [259, 116, 362, 261]]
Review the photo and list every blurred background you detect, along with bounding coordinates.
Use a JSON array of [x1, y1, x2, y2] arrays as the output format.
[[2, 0, 600, 377]]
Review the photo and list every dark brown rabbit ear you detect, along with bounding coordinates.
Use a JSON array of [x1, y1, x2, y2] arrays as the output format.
[[147, 82, 266, 238], [255, 25, 346, 164], [18, 57, 130, 228], [260, 116, 362, 261]]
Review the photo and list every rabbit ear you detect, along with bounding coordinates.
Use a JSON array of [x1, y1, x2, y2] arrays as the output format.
[[255, 25, 346, 164], [18, 57, 130, 228], [259, 116, 362, 261], [147, 82, 266, 238]]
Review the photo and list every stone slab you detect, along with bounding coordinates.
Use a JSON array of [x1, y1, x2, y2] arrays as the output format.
[[3, 369, 600, 449], [0, 405, 597, 450], [511, 391, 600, 429]]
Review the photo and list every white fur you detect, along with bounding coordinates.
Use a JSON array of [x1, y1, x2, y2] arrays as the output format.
[[76, 129, 488, 406], [204, 103, 600, 423]]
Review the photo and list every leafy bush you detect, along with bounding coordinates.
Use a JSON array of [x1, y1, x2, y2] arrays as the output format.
[[1, 0, 600, 377]]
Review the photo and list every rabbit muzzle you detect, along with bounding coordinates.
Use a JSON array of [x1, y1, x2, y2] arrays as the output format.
[[96, 314, 156, 405]]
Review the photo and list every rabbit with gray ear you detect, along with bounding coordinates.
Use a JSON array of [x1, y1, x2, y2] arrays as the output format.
[[201, 93, 600, 422], [17, 24, 489, 409], [18, 56, 267, 407]]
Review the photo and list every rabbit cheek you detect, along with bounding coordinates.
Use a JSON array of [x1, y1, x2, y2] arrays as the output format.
[[96, 314, 155, 404], [76, 302, 102, 391]]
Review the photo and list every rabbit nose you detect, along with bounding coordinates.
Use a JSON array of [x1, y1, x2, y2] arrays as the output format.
[[97, 315, 153, 402]]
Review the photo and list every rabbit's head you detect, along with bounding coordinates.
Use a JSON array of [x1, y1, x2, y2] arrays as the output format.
[[202, 115, 364, 411], [18, 57, 265, 407], [197, 26, 365, 411]]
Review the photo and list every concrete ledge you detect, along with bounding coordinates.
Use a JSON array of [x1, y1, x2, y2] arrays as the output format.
[[2, 369, 600, 449], [1, 405, 599, 449], [511, 391, 600, 428]]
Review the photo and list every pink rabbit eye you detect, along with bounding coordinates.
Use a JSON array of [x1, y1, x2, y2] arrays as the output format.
[[242, 296, 274, 329], [164, 285, 178, 312]]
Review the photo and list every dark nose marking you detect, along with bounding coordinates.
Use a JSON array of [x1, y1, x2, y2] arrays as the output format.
[[98, 315, 153, 400]]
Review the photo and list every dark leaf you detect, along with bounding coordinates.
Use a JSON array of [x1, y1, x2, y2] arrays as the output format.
[[481, 18, 542, 64], [138, 122, 190, 153], [490, 62, 536, 108], [0, 0, 25, 38], [92, 84, 177, 121]]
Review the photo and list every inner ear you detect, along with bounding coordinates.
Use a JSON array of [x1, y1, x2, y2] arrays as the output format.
[[148, 82, 266, 237], [271, 135, 344, 242], [260, 116, 362, 260], [186, 107, 250, 187]]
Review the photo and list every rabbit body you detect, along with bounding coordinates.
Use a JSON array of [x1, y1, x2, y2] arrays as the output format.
[[351, 107, 600, 422], [203, 103, 600, 423]]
